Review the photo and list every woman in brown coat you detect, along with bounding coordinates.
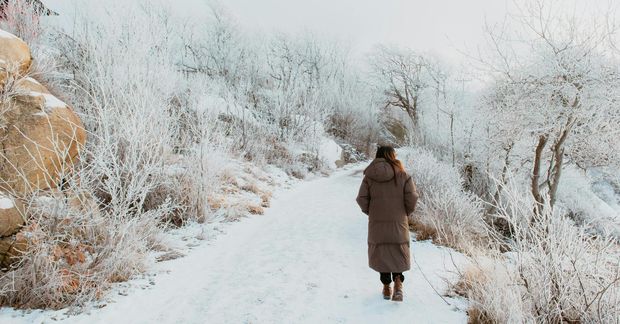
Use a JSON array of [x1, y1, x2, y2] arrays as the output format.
[[356, 146, 419, 302]]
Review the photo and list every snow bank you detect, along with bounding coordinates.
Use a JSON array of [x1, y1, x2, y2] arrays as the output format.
[[318, 138, 343, 168], [557, 166, 620, 238], [28, 91, 68, 111], [0, 196, 14, 209], [0, 29, 18, 39]]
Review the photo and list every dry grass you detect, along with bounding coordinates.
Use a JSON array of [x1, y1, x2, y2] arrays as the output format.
[[260, 192, 272, 208], [207, 195, 225, 210], [451, 257, 528, 324], [451, 266, 497, 324], [0, 184, 164, 309], [155, 250, 185, 263], [409, 218, 438, 242], [240, 183, 261, 195], [467, 307, 495, 324], [247, 205, 264, 215]]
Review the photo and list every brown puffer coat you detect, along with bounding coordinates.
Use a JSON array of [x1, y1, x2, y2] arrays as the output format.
[[356, 158, 419, 273]]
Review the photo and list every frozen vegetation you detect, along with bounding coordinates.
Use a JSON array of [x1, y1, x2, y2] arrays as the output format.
[[0, 0, 618, 323]]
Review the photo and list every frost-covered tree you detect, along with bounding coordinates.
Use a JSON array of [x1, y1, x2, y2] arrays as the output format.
[[369, 45, 429, 142], [476, 0, 620, 213]]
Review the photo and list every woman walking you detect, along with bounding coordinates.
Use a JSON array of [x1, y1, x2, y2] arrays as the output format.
[[356, 146, 419, 302]]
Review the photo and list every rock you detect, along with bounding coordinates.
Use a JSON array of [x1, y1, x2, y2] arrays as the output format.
[[0, 73, 86, 194], [16, 76, 50, 93], [0, 231, 28, 269], [0, 28, 87, 271], [0, 193, 24, 237], [0, 29, 31, 75], [1, 28, 86, 194]]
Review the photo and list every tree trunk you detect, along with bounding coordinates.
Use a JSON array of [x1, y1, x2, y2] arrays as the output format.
[[449, 112, 455, 168], [547, 118, 574, 208], [532, 135, 548, 215], [488, 142, 513, 216]]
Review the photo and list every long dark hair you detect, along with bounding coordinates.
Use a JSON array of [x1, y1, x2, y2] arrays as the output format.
[[376, 146, 404, 184]]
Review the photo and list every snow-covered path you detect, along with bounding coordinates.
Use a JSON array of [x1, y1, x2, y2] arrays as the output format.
[[1, 165, 468, 324]]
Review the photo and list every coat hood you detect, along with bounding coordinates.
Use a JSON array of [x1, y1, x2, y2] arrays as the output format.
[[364, 158, 395, 183]]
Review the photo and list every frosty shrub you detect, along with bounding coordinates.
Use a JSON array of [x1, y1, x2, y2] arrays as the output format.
[[0, 171, 169, 309], [0, 2, 230, 308], [0, 0, 43, 45], [182, 11, 375, 171], [325, 72, 379, 157], [0, 0, 382, 310], [176, 112, 232, 224], [454, 257, 528, 324], [462, 182, 620, 323], [399, 147, 489, 252]]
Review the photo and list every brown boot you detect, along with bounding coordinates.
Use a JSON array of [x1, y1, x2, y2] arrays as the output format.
[[392, 275, 403, 302], [382, 284, 392, 300]]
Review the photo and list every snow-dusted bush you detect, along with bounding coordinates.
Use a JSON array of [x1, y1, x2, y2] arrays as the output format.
[[54, 4, 194, 220], [399, 147, 489, 252], [0, 177, 168, 309], [182, 9, 374, 170], [0, 0, 43, 45], [325, 72, 380, 157], [0, 1, 233, 308], [461, 182, 620, 323], [177, 107, 248, 223], [454, 257, 528, 324]]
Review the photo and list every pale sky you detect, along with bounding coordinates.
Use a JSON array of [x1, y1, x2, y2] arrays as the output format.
[[162, 0, 510, 63], [46, 0, 618, 64], [218, 0, 509, 61]]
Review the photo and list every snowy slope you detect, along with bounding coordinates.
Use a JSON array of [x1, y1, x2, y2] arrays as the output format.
[[0, 164, 468, 323]]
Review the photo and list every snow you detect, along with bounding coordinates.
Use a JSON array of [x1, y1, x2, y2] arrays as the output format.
[[0, 29, 18, 40], [24, 77, 42, 86], [0, 164, 468, 323], [319, 138, 343, 168], [28, 91, 67, 111], [41, 93, 68, 110], [557, 166, 620, 238], [0, 196, 14, 210]]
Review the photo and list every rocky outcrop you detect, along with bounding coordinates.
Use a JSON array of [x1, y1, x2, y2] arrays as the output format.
[[0, 77, 86, 194], [0, 194, 24, 237], [1, 29, 86, 194], [0, 192, 26, 270], [0, 28, 31, 75], [0, 231, 27, 269], [0, 28, 86, 269]]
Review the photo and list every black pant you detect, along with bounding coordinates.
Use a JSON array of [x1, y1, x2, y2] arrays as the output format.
[[380, 272, 404, 285]]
